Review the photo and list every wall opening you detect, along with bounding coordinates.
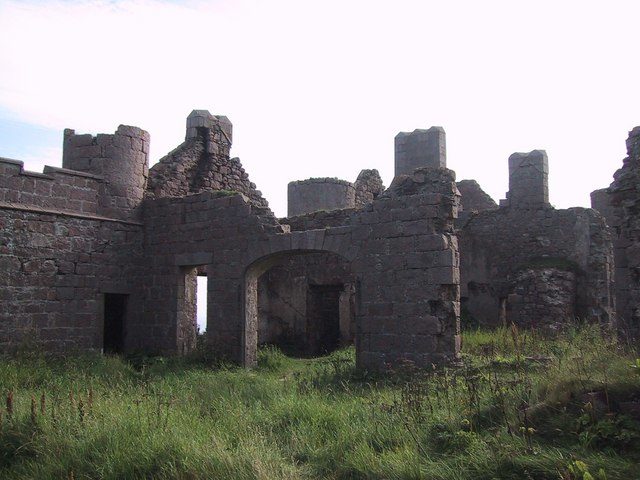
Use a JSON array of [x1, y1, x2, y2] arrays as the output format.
[[197, 273, 208, 333], [245, 250, 356, 366], [103, 293, 127, 354], [177, 265, 208, 354], [307, 284, 343, 355]]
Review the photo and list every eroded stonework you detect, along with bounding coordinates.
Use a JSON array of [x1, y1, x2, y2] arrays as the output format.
[[0, 110, 460, 371], [1, 109, 630, 365], [591, 127, 640, 337]]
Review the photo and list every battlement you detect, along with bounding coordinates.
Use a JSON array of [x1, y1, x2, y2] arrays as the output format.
[[0, 156, 104, 216]]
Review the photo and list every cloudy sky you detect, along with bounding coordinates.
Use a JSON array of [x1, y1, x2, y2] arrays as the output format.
[[1, 0, 639, 220]]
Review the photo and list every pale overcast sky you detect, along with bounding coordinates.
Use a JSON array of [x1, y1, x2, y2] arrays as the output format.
[[1, 0, 639, 221]]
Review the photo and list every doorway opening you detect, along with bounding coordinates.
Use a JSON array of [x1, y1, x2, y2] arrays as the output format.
[[249, 251, 355, 363], [103, 293, 127, 354], [307, 284, 342, 355], [196, 273, 208, 334]]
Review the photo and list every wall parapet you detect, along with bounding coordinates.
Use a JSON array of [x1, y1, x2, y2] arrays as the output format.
[[0, 156, 104, 216]]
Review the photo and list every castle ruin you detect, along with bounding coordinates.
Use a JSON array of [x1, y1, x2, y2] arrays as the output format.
[[0, 109, 636, 368]]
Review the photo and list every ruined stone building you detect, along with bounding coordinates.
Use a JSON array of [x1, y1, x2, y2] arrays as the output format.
[[0, 111, 460, 370], [0, 109, 634, 368]]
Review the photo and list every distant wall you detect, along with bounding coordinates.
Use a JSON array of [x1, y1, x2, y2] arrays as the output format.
[[257, 252, 355, 354], [459, 205, 614, 328]]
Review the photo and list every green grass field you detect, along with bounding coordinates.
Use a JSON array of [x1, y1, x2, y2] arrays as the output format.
[[1, 325, 639, 479]]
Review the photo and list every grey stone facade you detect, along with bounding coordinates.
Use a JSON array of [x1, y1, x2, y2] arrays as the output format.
[[0, 111, 461, 371], [0, 110, 627, 366], [457, 153, 614, 330]]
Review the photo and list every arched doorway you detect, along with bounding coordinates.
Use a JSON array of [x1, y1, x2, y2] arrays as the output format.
[[243, 249, 357, 366]]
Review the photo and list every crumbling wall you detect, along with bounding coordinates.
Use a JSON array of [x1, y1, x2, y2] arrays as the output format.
[[591, 127, 640, 336], [354, 169, 384, 207], [1, 112, 462, 372], [506, 267, 577, 331], [0, 155, 145, 352], [353, 167, 460, 369], [146, 110, 267, 207], [459, 148, 613, 330], [142, 165, 461, 370], [457, 179, 497, 214], [460, 203, 614, 328]]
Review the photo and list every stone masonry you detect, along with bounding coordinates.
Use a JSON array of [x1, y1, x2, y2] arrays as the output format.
[[1, 109, 628, 366], [0, 110, 460, 371], [458, 150, 614, 330], [395, 127, 446, 177], [591, 127, 640, 337]]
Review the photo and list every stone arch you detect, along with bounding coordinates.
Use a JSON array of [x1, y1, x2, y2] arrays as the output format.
[[242, 239, 358, 367]]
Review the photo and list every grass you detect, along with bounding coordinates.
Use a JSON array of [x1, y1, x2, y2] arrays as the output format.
[[0, 325, 639, 479]]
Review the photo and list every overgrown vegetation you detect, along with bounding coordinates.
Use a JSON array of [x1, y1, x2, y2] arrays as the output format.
[[1, 325, 639, 479]]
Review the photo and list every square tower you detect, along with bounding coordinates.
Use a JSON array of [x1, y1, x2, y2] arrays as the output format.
[[506, 150, 549, 208], [394, 127, 446, 177]]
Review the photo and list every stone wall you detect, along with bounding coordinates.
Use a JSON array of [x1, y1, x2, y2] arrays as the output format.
[[0, 207, 144, 352], [1, 112, 462, 372], [591, 127, 640, 336], [459, 204, 614, 328], [457, 180, 497, 213], [146, 110, 268, 208], [506, 268, 577, 331], [1, 158, 103, 216], [141, 166, 461, 370]]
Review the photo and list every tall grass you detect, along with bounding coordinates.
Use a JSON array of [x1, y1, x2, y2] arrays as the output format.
[[0, 325, 638, 479]]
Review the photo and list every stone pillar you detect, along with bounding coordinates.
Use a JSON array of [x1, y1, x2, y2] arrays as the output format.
[[394, 127, 446, 177], [287, 178, 356, 217], [505, 150, 549, 208]]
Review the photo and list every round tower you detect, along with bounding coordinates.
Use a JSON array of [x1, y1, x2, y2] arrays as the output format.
[[287, 178, 356, 217], [63, 125, 149, 218]]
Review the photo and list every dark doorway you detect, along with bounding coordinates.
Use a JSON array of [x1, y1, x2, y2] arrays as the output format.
[[307, 285, 342, 355], [103, 293, 127, 354]]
